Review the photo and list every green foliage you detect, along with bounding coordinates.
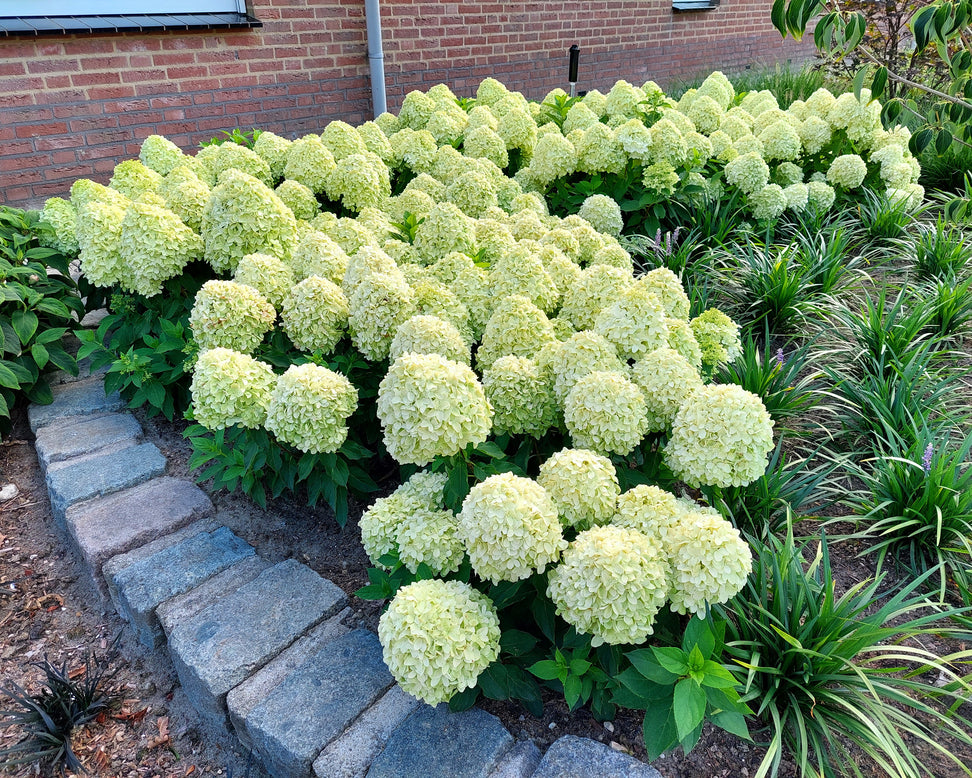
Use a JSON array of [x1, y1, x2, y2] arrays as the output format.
[[389, 211, 425, 244], [613, 615, 752, 760], [538, 93, 582, 130], [528, 641, 610, 713], [185, 422, 377, 524], [76, 271, 206, 420], [0, 207, 83, 431], [0, 644, 118, 775], [921, 275, 972, 339], [845, 426, 972, 598], [200, 128, 263, 148], [905, 216, 972, 280], [722, 526, 972, 778], [792, 227, 862, 296], [855, 187, 919, 246]]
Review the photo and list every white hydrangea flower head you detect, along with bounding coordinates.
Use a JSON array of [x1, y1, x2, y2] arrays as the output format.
[[348, 271, 416, 361], [529, 133, 577, 187], [725, 151, 770, 196], [563, 101, 600, 135], [488, 246, 559, 313], [649, 118, 688, 167], [355, 120, 394, 164], [826, 154, 868, 189], [289, 229, 349, 285], [280, 275, 349, 354], [720, 113, 754, 142], [328, 218, 381, 257], [564, 370, 649, 456], [411, 278, 473, 344], [324, 152, 391, 213], [799, 115, 832, 155], [377, 352, 492, 465], [283, 135, 337, 194], [264, 363, 357, 454], [76, 196, 129, 289], [590, 243, 634, 272], [445, 169, 498, 218], [806, 180, 837, 211], [740, 89, 779, 116], [109, 159, 163, 200], [233, 252, 294, 308], [560, 264, 633, 331], [342, 244, 400, 299], [665, 384, 774, 488], [783, 182, 809, 211], [209, 143, 273, 187], [750, 183, 788, 221], [534, 224, 576, 257], [642, 161, 681, 196], [120, 201, 203, 297], [389, 314, 470, 364], [359, 470, 447, 565], [732, 134, 765, 157], [395, 508, 465, 575], [631, 347, 703, 431], [458, 473, 566, 583], [320, 119, 368, 160], [201, 169, 298, 273], [397, 90, 436, 130], [274, 180, 319, 221], [575, 123, 626, 175], [615, 119, 653, 162], [667, 509, 752, 616], [476, 77, 509, 106], [483, 355, 557, 438], [39, 197, 80, 256], [467, 104, 500, 133], [759, 120, 802, 162], [191, 347, 276, 430], [379, 579, 500, 705], [544, 246, 583, 296], [252, 130, 293, 179], [159, 166, 211, 233], [690, 308, 742, 370], [189, 280, 276, 354], [775, 162, 804, 187], [413, 202, 476, 263], [582, 88, 608, 117], [139, 134, 185, 176], [611, 484, 683, 549], [389, 128, 438, 173], [593, 284, 668, 361], [538, 448, 620, 529], [641, 268, 690, 320], [463, 125, 509, 169], [477, 294, 557, 371], [605, 80, 647, 119], [549, 330, 624, 405], [577, 194, 624, 237], [686, 94, 724, 135], [697, 71, 734, 108], [496, 104, 538, 152], [547, 525, 668, 646]]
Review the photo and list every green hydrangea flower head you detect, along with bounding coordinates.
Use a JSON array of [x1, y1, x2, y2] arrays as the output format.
[[398, 90, 436, 129], [379, 579, 500, 705], [389, 128, 438, 173], [348, 271, 416, 361], [667, 509, 752, 616], [458, 473, 565, 583], [538, 448, 619, 529], [190, 347, 276, 430], [665, 383, 774, 488], [389, 314, 470, 364], [725, 151, 770, 196], [594, 284, 669, 361], [649, 118, 687, 167], [120, 201, 203, 297], [374, 111, 401, 136], [233, 252, 294, 308], [563, 101, 600, 134], [577, 194, 623, 237], [605, 80, 646, 120], [477, 294, 556, 371], [549, 330, 624, 405], [359, 470, 448, 566], [39, 197, 79, 256], [564, 370, 649, 456], [201, 169, 298, 273], [691, 308, 742, 370], [109, 160, 162, 200], [560, 264, 633, 331], [280, 275, 349, 354], [413, 201, 476, 263], [211, 143, 274, 187], [574, 123, 626, 175], [631, 347, 703, 432], [445, 169, 498, 218], [806, 180, 836, 211], [76, 198, 129, 289], [482, 355, 556, 438], [356, 120, 394, 163], [642, 161, 681, 196], [488, 245, 559, 313], [264, 363, 357, 454], [160, 166, 211, 232], [547, 525, 668, 646], [252, 130, 292, 179], [320, 119, 368, 160], [427, 106, 469, 146], [410, 277, 473, 343], [189, 279, 276, 353], [274, 180, 319, 221], [394, 506, 465, 575], [288, 229, 349, 285], [377, 352, 492, 465], [590, 243, 633, 272], [324, 152, 391, 213], [325, 217, 380, 257], [284, 135, 336, 194], [139, 134, 185, 176], [750, 183, 788, 221], [463, 125, 509, 169], [826, 154, 868, 189], [783, 183, 809, 211]]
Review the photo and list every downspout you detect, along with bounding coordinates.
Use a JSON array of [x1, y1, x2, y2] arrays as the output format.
[[364, 0, 387, 118]]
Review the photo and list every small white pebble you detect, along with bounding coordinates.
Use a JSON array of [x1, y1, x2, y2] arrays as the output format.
[[609, 741, 628, 753], [603, 721, 615, 733], [548, 721, 557, 729]]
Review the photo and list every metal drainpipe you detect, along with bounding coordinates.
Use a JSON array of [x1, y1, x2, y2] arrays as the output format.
[[364, 0, 387, 118]]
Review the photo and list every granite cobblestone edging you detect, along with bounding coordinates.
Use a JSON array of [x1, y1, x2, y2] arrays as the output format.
[[28, 371, 663, 778]]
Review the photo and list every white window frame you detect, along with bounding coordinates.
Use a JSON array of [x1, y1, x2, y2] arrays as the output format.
[[0, 0, 246, 15]]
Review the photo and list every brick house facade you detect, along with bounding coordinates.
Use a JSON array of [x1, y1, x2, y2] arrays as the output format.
[[0, 0, 813, 208]]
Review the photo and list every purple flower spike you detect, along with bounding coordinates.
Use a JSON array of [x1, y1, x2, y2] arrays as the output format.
[[774, 348, 785, 369], [922, 443, 934, 475]]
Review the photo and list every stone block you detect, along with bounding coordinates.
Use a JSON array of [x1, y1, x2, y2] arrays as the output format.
[[487, 740, 542, 778], [105, 526, 255, 649], [63, 477, 213, 584], [313, 685, 420, 778], [366, 705, 513, 778], [35, 412, 142, 472], [228, 610, 352, 754], [28, 376, 123, 431], [242, 629, 394, 778], [531, 735, 662, 778], [165, 559, 347, 732]]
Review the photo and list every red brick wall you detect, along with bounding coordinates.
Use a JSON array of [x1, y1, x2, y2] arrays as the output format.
[[0, 0, 812, 209]]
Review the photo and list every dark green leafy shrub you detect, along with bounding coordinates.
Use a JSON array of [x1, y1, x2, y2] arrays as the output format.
[[721, 527, 972, 778], [0, 207, 83, 431]]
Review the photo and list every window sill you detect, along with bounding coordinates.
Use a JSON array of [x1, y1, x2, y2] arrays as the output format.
[[0, 12, 261, 36], [672, 0, 720, 10]]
